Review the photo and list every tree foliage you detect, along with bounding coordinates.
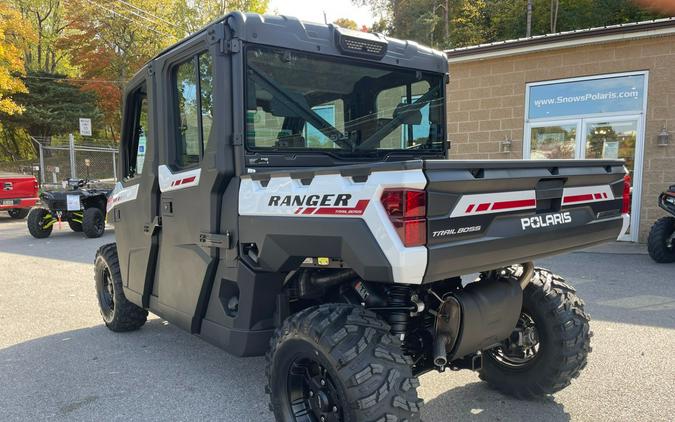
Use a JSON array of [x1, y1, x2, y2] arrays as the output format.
[[334, 18, 359, 30], [0, 2, 34, 115], [357, 0, 667, 49], [2, 71, 101, 139]]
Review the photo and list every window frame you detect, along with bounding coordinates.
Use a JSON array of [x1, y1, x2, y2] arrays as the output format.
[[123, 84, 148, 180]]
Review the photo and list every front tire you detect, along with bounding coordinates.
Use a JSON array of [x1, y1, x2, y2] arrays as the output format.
[[68, 219, 83, 232], [8, 208, 30, 219], [647, 217, 675, 263], [27, 208, 53, 238], [83, 207, 105, 238], [267, 304, 422, 422], [94, 243, 147, 332], [479, 268, 591, 398]]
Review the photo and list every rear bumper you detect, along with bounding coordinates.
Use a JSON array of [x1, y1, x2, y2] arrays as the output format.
[[0, 197, 38, 210]]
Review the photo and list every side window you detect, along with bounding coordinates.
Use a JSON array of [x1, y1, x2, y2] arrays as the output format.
[[126, 87, 149, 179], [175, 59, 200, 167], [172, 51, 214, 167], [199, 52, 214, 148]]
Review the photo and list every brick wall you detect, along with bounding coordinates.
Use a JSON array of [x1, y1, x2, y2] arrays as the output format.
[[446, 35, 675, 241]]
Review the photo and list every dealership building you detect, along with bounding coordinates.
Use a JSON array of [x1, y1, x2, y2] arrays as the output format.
[[444, 18, 675, 242]]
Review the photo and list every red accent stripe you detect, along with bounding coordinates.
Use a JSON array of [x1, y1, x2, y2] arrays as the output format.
[[476, 203, 490, 212], [491, 199, 536, 210], [563, 194, 594, 204], [602, 192, 608, 199], [465, 204, 475, 213], [294, 208, 303, 214], [182, 176, 196, 184], [302, 207, 316, 215], [313, 200, 370, 216]]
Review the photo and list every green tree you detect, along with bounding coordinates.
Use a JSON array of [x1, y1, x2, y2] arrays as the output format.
[[356, 0, 666, 48], [10, 0, 71, 73], [2, 71, 102, 139]]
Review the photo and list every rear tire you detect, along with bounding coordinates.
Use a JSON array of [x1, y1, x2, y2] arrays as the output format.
[[8, 208, 29, 219], [27, 208, 53, 238], [267, 304, 422, 422], [83, 207, 105, 238], [647, 217, 675, 263], [479, 268, 591, 398], [94, 243, 147, 332]]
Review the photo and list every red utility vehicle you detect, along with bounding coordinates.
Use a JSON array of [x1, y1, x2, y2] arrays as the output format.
[[0, 173, 39, 219]]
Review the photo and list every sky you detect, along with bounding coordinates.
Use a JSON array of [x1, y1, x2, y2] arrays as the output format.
[[268, 0, 378, 27]]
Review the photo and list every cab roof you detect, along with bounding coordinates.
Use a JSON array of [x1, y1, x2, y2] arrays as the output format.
[[151, 12, 448, 75]]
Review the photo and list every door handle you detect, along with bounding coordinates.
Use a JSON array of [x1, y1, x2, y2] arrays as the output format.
[[144, 216, 162, 234]]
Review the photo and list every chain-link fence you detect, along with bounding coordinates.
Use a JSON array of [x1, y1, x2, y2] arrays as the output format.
[[0, 135, 118, 189]]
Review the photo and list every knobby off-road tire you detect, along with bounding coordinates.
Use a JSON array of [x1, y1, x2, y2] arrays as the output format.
[[27, 208, 53, 238], [647, 217, 675, 263], [94, 243, 147, 332], [83, 207, 105, 238], [8, 208, 30, 219], [480, 268, 591, 398], [267, 304, 422, 422], [68, 220, 83, 232]]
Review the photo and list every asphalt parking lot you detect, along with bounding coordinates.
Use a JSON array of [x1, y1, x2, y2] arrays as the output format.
[[1, 215, 674, 421]]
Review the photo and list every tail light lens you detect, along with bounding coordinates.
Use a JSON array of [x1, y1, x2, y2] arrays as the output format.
[[622, 174, 631, 214], [381, 189, 426, 247]]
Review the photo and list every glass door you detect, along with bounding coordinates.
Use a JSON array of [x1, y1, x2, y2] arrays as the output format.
[[582, 116, 642, 241]]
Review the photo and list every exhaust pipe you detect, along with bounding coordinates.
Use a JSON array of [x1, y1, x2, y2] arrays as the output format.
[[518, 262, 534, 289], [433, 334, 449, 368]]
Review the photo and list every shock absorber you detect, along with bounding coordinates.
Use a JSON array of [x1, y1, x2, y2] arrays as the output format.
[[387, 286, 412, 342]]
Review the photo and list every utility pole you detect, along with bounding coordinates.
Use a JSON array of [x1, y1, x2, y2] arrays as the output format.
[[526, 0, 533, 37], [323, 11, 328, 25], [69, 133, 76, 179]]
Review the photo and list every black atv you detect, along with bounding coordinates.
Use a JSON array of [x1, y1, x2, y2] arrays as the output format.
[[27, 178, 110, 239], [647, 185, 675, 263]]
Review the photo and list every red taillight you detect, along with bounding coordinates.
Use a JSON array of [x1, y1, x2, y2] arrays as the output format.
[[622, 174, 631, 214], [381, 189, 426, 247]]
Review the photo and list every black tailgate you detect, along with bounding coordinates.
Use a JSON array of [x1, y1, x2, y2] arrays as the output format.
[[423, 159, 626, 282]]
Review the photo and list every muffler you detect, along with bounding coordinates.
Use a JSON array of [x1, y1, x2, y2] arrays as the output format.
[[433, 274, 523, 368]]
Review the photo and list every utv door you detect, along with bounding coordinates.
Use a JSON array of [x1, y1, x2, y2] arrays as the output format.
[[114, 75, 160, 307], [151, 38, 230, 332]]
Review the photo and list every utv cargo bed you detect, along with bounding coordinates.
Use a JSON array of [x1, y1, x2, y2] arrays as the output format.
[[423, 159, 626, 281]]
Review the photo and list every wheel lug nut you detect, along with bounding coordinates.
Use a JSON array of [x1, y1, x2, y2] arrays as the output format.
[[309, 391, 314, 397], [332, 406, 338, 412], [320, 379, 326, 386], [320, 416, 325, 422]]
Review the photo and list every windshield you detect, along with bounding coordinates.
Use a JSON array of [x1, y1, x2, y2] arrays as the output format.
[[245, 46, 445, 157]]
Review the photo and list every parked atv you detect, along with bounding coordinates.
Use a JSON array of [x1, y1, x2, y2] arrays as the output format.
[[647, 185, 675, 263], [28, 178, 110, 239]]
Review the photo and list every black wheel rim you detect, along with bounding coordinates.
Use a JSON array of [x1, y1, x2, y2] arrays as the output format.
[[488, 312, 540, 368], [286, 356, 343, 422], [98, 267, 115, 321], [94, 213, 104, 234]]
